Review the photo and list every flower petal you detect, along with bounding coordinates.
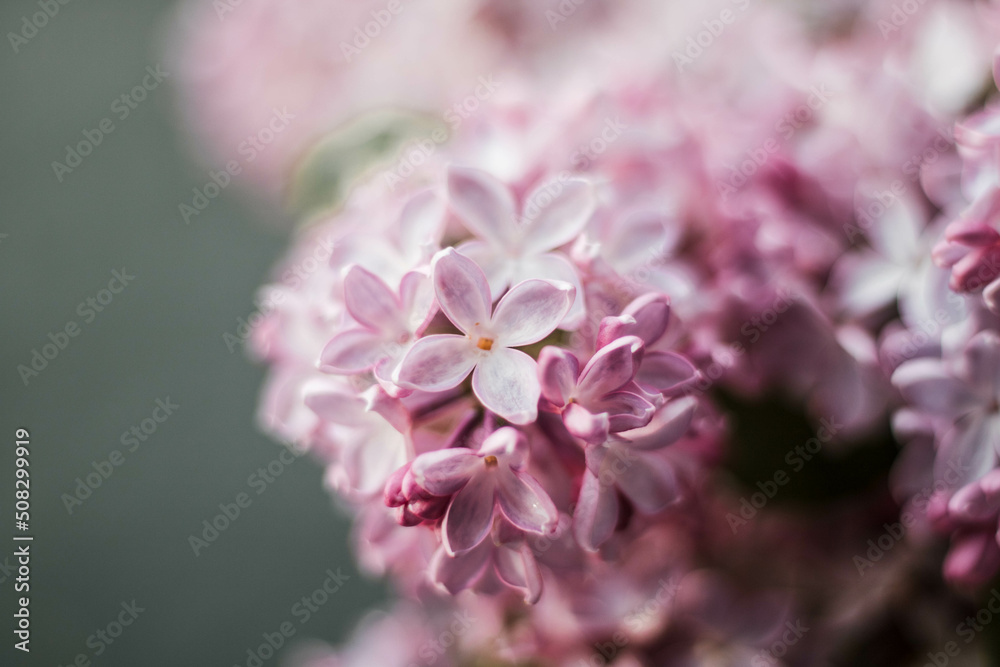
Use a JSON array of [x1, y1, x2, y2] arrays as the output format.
[[319, 329, 386, 373], [496, 469, 559, 535], [410, 448, 481, 496], [597, 294, 671, 349], [431, 542, 492, 595], [394, 334, 477, 392], [431, 248, 493, 334], [892, 358, 978, 416], [492, 279, 575, 348], [629, 396, 697, 449], [595, 392, 657, 433], [398, 270, 437, 336], [519, 178, 596, 255], [455, 239, 513, 301], [472, 348, 541, 424], [563, 402, 611, 444], [577, 336, 644, 403], [635, 351, 699, 397], [615, 448, 681, 514], [343, 265, 405, 333], [512, 252, 586, 329], [447, 166, 518, 249], [494, 543, 544, 604], [537, 346, 580, 407], [573, 466, 620, 551], [443, 475, 496, 555]]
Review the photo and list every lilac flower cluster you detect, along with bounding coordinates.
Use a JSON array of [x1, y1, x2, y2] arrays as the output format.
[[177, 0, 1000, 663]]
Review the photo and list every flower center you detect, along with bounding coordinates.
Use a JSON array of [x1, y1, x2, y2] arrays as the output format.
[[476, 337, 494, 351], [483, 455, 499, 468]]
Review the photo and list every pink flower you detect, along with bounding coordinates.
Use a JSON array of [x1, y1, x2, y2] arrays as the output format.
[[319, 267, 435, 386], [394, 248, 575, 424], [405, 427, 558, 555], [447, 166, 594, 328], [538, 336, 656, 443]]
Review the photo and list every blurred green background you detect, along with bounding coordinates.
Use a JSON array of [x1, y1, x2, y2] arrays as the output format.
[[0, 1, 385, 665]]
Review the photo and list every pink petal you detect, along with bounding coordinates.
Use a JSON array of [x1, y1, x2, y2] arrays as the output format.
[[443, 475, 497, 555], [635, 351, 699, 397], [573, 466, 620, 551], [410, 448, 481, 496], [398, 270, 436, 336], [615, 449, 681, 514], [431, 542, 492, 595], [472, 348, 541, 425], [577, 336, 644, 403], [302, 381, 367, 427], [478, 426, 527, 468], [519, 178, 596, 255], [891, 359, 978, 416], [944, 530, 1000, 587], [343, 265, 404, 333], [494, 543, 544, 604], [455, 239, 513, 301], [629, 396, 698, 450], [563, 402, 611, 444], [319, 329, 386, 373], [597, 294, 671, 349], [496, 469, 558, 535], [512, 252, 586, 329], [595, 392, 657, 433], [394, 334, 478, 392], [537, 346, 580, 407], [492, 279, 575, 348], [447, 166, 518, 250], [398, 189, 444, 259], [431, 248, 492, 334]]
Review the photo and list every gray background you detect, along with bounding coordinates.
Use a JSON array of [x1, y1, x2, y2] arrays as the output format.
[[0, 1, 386, 665]]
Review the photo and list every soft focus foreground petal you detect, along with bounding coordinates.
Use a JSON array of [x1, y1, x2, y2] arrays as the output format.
[[431, 248, 492, 334], [944, 530, 1000, 587], [472, 348, 541, 424], [394, 335, 477, 391], [492, 279, 575, 347], [447, 166, 518, 249], [443, 476, 496, 555], [615, 449, 681, 514], [519, 178, 596, 255], [891, 358, 978, 416]]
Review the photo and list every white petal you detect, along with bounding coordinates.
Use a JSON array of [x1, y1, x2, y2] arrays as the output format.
[[472, 348, 540, 424]]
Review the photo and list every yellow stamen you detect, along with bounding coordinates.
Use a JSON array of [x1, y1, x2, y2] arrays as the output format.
[[476, 337, 494, 351], [484, 455, 499, 468]]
